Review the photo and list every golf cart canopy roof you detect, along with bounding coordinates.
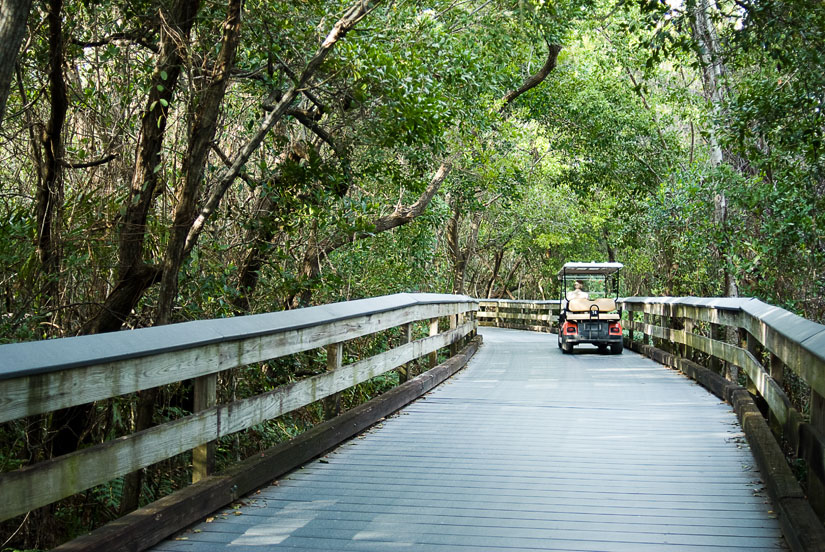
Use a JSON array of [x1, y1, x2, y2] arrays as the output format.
[[557, 262, 624, 279]]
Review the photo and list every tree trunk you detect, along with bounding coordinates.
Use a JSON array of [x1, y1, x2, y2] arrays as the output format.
[[500, 256, 523, 299], [446, 200, 481, 295], [156, 0, 243, 325], [84, 0, 202, 334], [105, 0, 202, 513], [38, 0, 98, 493], [689, 0, 726, 166], [118, 387, 159, 515], [294, 156, 456, 308], [688, 0, 739, 298], [182, 0, 383, 258], [486, 250, 504, 299], [233, 183, 280, 313], [35, 0, 67, 320], [0, 0, 32, 129], [446, 197, 463, 293], [602, 227, 616, 263]]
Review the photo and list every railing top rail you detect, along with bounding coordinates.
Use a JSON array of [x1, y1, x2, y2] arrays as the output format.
[[620, 295, 756, 311], [477, 299, 560, 305], [0, 293, 477, 381], [620, 295, 825, 367]]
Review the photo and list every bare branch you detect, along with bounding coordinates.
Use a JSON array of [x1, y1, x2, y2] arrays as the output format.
[[71, 31, 159, 53], [183, 0, 383, 256], [62, 153, 118, 169]]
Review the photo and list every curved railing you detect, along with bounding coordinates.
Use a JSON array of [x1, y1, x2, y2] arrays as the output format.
[[621, 296, 825, 549], [6, 292, 825, 550], [480, 294, 825, 549], [0, 293, 478, 546]]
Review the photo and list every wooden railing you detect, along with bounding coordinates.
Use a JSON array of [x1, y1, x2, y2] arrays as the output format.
[[0, 293, 478, 529], [8, 291, 824, 549], [477, 299, 560, 333], [620, 296, 825, 533]]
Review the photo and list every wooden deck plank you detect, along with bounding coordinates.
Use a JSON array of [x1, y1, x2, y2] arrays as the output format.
[[151, 327, 786, 551], [263, 486, 773, 511], [156, 521, 782, 547], [186, 508, 782, 535], [201, 503, 780, 528]]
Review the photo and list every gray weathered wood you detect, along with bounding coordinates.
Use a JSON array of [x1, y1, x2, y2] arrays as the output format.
[[428, 317, 439, 368], [0, 295, 477, 424], [622, 296, 825, 398], [192, 374, 217, 483], [627, 315, 793, 430], [398, 322, 413, 383], [621, 295, 825, 519], [148, 327, 785, 552], [0, 307, 475, 521], [53, 338, 482, 552], [476, 311, 552, 321], [477, 299, 559, 333]]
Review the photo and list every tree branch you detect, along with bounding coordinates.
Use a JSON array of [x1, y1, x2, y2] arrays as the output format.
[[183, 0, 383, 257], [71, 31, 159, 53], [500, 42, 563, 112], [62, 153, 118, 169]]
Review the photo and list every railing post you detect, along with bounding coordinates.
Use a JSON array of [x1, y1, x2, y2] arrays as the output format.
[[626, 309, 634, 344], [811, 391, 825, 520], [709, 322, 723, 374], [744, 331, 759, 396], [726, 328, 740, 383], [399, 322, 412, 383], [769, 353, 785, 436], [662, 310, 674, 353], [192, 374, 217, 483], [653, 313, 662, 350], [667, 311, 682, 356], [449, 314, 458, 356], [683, 317, 694, 361], [323, 342, 343, 420], [643, 311, 651, 346], [428, 317, 439, 368]]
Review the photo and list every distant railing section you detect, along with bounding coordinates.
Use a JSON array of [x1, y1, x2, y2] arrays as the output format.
[[477, 299, 560, 333], [620, 296, 825, 519], [0, 293, 478, 523]]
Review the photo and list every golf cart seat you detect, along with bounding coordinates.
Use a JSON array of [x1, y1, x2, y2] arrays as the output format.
[[565, 297, 621, 321], [567, 297, 616, 313]]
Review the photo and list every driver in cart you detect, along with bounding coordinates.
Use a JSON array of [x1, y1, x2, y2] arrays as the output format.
[[568, 280, 589, 300]]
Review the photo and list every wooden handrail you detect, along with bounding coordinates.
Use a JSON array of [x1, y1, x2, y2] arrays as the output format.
[[0, 293, 478, 522], [477, 299, 560, 332], [619, 296, 825, 520]]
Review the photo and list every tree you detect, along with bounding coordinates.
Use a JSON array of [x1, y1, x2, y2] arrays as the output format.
[[292, 41, 562, 307], [0, 0, 32, 128]]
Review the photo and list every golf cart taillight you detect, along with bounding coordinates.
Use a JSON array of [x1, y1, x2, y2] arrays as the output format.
[[609, 322, 622, 335], [563, 322, 578, 335]]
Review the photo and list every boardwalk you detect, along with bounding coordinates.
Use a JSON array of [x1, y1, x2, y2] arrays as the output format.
[[152, 327, 786, 551]]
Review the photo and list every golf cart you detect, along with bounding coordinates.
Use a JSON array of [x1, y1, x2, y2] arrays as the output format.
[[557, 262, 624, 354]]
